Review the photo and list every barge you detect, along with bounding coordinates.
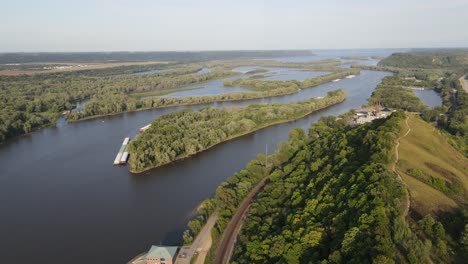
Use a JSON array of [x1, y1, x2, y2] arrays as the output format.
[[139, 124, 151, 133], [113, 137, 130, 165]]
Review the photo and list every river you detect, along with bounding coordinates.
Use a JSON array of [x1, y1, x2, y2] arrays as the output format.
[[0, 67, 390, 263]]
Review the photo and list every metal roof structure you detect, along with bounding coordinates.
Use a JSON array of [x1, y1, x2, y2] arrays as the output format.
[[145, 246, 178, 260]]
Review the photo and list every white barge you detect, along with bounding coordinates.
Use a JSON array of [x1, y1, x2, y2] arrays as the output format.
[[113, 137, 130, 165]]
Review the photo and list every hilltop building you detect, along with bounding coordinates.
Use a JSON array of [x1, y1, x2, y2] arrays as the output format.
[[353, 106, 394, 124], [130, 246, 179, 264]]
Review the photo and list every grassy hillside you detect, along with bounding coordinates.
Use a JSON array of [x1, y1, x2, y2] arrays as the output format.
[[396, 114, 468, 217], [366, 50, 468, 157]]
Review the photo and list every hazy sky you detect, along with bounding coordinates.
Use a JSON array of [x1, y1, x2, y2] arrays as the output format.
[[1, 0, 468, 52]]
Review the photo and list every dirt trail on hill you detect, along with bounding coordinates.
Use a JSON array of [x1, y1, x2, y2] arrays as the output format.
[[393, 116, 411, 218]]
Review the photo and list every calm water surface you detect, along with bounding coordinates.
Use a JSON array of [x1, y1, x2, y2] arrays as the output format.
[[0, 65, 390, 263], [160, 66, 328, 98], [413, 89, 443, 108]]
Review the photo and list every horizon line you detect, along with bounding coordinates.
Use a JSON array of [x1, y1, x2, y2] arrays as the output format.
[[2, 47, 468, 54]]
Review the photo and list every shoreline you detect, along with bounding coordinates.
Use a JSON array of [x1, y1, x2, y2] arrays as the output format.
[[129, 96, 345, 174]]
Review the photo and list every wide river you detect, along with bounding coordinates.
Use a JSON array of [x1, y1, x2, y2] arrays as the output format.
[[0, 67, 390, 263]]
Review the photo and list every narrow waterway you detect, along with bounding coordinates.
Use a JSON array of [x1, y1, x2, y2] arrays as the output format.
[[0, 69, 390, 264], [159, 66, 329, 98]]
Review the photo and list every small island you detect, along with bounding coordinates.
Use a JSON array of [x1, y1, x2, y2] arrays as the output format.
[[127, 90, 347, 173]]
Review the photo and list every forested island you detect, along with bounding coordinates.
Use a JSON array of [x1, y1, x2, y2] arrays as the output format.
[[127, 90, 346, 173], [66, 68, 358, 122], [0, 56, 354, 144]]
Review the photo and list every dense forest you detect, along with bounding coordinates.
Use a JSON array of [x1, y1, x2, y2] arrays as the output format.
[[232, 112, 408, 263], [127, 90, 346, 172], [0, 63, 231, 142], [183, 111, 467, 263], [230, 113, 465, 263], [379, 51, 468, 70]]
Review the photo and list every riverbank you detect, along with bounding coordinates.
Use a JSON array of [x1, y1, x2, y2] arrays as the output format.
[[129, 92, 346, 173]]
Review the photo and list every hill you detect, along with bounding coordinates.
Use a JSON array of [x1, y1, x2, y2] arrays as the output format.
[[396, 114, 467, 216], [221, 113, 467, 263], [378, 50, 468, 69]]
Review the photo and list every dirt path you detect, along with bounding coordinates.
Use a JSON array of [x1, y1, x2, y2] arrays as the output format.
[[193, 229, 212, 264], [214, 176, 270, 264], [393, 116, 411, 218], [176, 213, 217, 264]]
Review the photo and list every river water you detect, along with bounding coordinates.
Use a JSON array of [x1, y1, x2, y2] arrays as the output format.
[[0, 62, 390, 263], [159, 66, 329, 98]]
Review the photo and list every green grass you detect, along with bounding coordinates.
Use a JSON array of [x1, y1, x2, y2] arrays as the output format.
[[396, 114, 468, 216]]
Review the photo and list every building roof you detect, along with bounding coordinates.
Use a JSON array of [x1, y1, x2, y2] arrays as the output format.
[[145, 246, 178, 260]]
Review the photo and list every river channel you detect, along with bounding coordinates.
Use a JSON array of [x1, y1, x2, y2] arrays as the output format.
[[0, 67, 390, 263]]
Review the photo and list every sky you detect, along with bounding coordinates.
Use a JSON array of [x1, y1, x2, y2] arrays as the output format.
[[1, 0, 468, 52]]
